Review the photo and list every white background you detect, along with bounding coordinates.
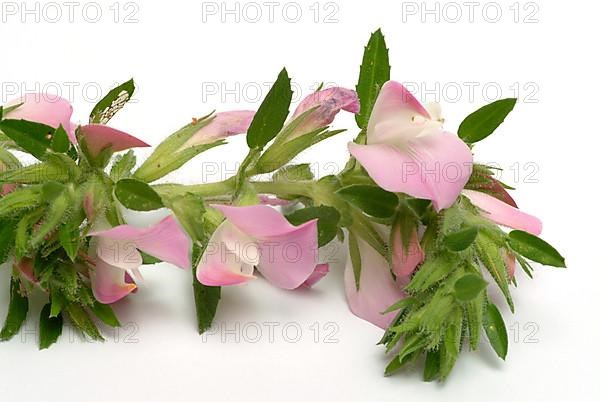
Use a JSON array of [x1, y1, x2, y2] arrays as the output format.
[[1, 0, 598, 401]]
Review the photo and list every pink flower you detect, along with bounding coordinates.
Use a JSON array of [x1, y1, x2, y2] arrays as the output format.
[[180, 111, 255, 149], [87, 216, 192, 303], [463, 189, 542, 235], [344, 228, 423, 329], [4, 93, 77, 142], [196, 204, 326, 290], [348, 81, 473, 211], [77, 124, 150, 158], [289, 87, 359, 139]]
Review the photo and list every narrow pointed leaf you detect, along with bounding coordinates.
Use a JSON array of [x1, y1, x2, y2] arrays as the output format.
[[39, 303, 63, 350], [508, 230, 566, 267], [458, 98, 517, 143], [246, 68, 292, 148]]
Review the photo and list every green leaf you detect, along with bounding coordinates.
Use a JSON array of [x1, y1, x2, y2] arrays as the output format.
[[445, 227, 479, 252], [51, 125, 70, 153], [0, 218, 17, 264], [348, 231, 362, 290], [246, 68, 293, 148], [355, 29, 391, 129], [286, 206, 341, 247], [458, 98, 517, 143], [336, 184, 398, 218], [90, 79, 135, 124], [0, 119, 53, 159], [507, 230, 566, 267], [115, 178, 164, 211], [454, 273, 488, 302], [192, 267, 221, 334], [110, 149, 137, 181], [90, 301, 121, 328], [50, 291, 66, 318], [0, 277, 29, 341], [39, 303, 63, 350], [483, 301, 508, 360]]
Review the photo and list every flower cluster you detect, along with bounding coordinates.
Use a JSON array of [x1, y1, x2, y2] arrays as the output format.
[[0, 30, 564, 382]]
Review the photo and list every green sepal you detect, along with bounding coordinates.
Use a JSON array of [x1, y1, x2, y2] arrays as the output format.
[[64, 303, 104, 341], [474, 232, 514, 312], [273, 163, 314, 182], [0, 185, 41, 217], [51, 125, 70, 153]]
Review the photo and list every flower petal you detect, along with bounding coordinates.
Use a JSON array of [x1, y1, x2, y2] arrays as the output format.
[[5, 93, 76, 142], [213, 204, 306, 238], [344, 238, 407, 329], [95, 237, 143, 271], [301, 263, 329, 288], [89, 216, 192, 269], [211, 204, 319, 289], [196, 221, 256, 286], [255, 219, 319, 289], [182, 110, 255, 148], [90, 257, 137, 304], [463, 190, 542, 235], [391, 226, 424, 277], [290, 87, 359, 138], [367, 81, 438, 145], [78, 124, 150, 158], [349, 132, 473, 211]]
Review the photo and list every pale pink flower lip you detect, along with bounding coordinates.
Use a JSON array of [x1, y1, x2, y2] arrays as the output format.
[[344, 237, 413, 329], [196, 204, 325, 290], [88, 216, 192, 303], [78, 124, 150, 158], [90, 257, 137, 304], [463, 189, 542, 235], [89, 215, 192, 270], [4, 93, 77, 142], [348, 81, 473, 211]]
